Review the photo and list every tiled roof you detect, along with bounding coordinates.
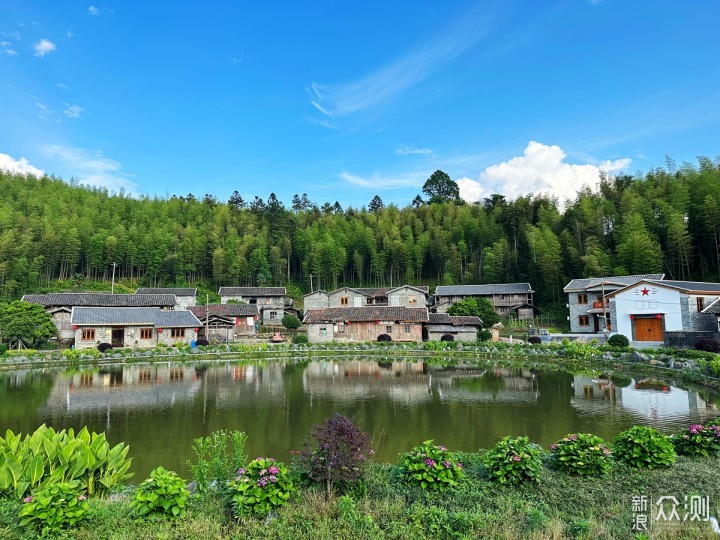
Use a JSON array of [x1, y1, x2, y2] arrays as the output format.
[[702, 299, 720, 315], [435, 283, 533, 296], [304, 307, 429, 324], [428, 314, 483, 326], [71, 307, 202, 328], [22, 293, 176, 307], [654, 280, 720, 293], [188, 304, 258, 318], [563, 274, 664, 292], [218, 287, 285, 296], [135, 288, 197, 296]]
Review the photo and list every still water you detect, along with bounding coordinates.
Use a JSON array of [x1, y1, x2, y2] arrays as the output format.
[[1, 358, 718, 479]]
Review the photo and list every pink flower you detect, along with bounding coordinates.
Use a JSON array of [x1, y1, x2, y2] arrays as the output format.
[[689, 424, 703, 435], [268, 466, 279, 475], [424, 458, 436, 467], [457, 462, 463, 469], [512, 455, 521, 462], [439, 446, 447, 451], [550, 444, 558, 450], [78, 494, 87, 501], [23, 496, 33, 503]]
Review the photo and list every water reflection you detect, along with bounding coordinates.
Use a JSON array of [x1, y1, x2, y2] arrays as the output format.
[[0, 359, 717, 479]]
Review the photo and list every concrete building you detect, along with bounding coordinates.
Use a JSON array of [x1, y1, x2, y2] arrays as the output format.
[[218, 287, 286, 326], [425, 314, 483, 342], [303, 306, 429, 343], [433, 283, 535, 319]]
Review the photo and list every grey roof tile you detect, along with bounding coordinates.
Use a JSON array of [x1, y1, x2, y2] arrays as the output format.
[[22, 293, 177, 307], [435, 283, 533, 296], [135, 288, 197, 296], [563, 274, 664, 292], [71, 307, 201, 328], [304, 306, 429, 323], [218, 287, 285, 296], [188, 304, 258, 318]]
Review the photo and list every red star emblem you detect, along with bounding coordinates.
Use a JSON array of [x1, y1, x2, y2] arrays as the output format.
[[641, 287, 650, 296]]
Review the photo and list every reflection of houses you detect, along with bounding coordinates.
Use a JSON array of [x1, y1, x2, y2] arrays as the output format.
[[22, 293, 177, 343], [563, 274, 664, 333], [433, 284, 535, 319], [70, 307, 202, 349], [188, 304, 258, 341], [303, 307, 429, 343], [426, 314, 483, 342], [607, 280, 720, 343], [136, 288, 197, 310], [218, 287, 287, 326], [434, 368, 540, 403], [304, 286, 430, 311]]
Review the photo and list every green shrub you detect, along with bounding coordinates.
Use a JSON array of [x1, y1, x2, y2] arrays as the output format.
[[710, 358, 720, 377], [672, 424, 720, 457], [187, 430, 247, 493], [227, 457, 294, 517], [484, 436, 543, 485], [397, 440, 464, 492], [607, 334, 629, 348], [612, 426, 676, 468], [477, 329, 492, 342], [549, 433, 612, 476], [130, 467, 189, 520], [292, 333, 308, 345], [0, 424, 132, 499], [0, 344, 7, 355], [18, 481, 89, 535]]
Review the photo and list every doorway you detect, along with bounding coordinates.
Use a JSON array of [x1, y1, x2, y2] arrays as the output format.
[[634, 317, 663, 341], [111, 328, 124, 347]]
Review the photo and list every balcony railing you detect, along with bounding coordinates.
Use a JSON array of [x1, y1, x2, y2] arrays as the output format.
[[592, 301, 609, 309]]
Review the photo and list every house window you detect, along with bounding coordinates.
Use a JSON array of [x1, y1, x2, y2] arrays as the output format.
[[408, 295, 417, 305], [340, 296, 349, 306], [81, 329, 95, 341], [578, 315, 590, 326], [577, 294, 588, 305], [320, 327, 327, 337], [337, 324, 345, 333], [404, 324, 411, 333], [171, 328, 185, 339], [697, 297, 705, 312], [140, 328, 153, 339], [386, 325, 393, 333], [269, 311, 278, 320]]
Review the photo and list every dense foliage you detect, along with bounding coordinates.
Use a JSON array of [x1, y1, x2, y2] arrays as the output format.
[[398, 440, 465, 492], [607, 334, 629, 347], [483, 436, 543, 485], [549, 433, 612, 476], [1, 157, 719, 310], [227, 457, 294, 517], [187, 430, 247, 493], [18, 481, 88, 534], [447, 297, 500, 326], [130, 467, 189, 519], [672, 423, 720, 457], [612, 426, 676, 468], [0, 301, 56, 347]]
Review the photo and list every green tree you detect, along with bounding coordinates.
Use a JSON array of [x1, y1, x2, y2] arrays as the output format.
[[368, 195, 384, 213], [447, 297, 500, 327], [0, 301, 57, 347], [281, 314, 301, 332], [422, 170, 461, 204]]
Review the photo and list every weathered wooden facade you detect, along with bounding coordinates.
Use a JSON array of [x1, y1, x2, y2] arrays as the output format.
[[303, 285, 429, 311], [188, 304, 258, 342], [303, 306, 429, 343], [433, 283, 535, 319], [218, 287, 287, 326], [70, 307, 202, 350]]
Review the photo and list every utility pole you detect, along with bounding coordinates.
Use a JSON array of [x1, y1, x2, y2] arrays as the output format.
[[205, 293, 209, 339], [309, 273, 314, 293], [111, 262, 116, 294]]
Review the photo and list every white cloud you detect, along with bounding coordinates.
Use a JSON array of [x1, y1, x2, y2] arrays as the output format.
[[396, 145, 432, 156], [339, 171, 424, 189], [457, 141, 631, 204], [66, 29, 75, 39], [0, 41, 9, 46], [0, 153, 45, 176], [34, 38, 56, 57], [3, 48, 18, 56], [88, 5, 100, 15], [63, 104, 84, 119], [40, 144, 137, 193], [36, 101, 61, 123], [56, 82, 68, 89]]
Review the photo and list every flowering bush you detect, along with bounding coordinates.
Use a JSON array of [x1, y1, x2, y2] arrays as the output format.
[[295, 413, 373, 497], [130, 467, 190, 520], [398, 440, 464, 492], [18, 481, 89, 535], [227, 457, 294, 517], [484, 436, 542, 485], [549, 433, 612, 476], [672, 423, 720, 457], [613, 426, 676, 468]]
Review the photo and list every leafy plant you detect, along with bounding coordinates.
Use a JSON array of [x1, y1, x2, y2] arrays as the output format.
[[612, 426, 676, 468], [672, 424, 720, 457], [295, 414, 373, 497], [0, 424, 132, 499], [710, 358, 720, 377], [477, 329, 492, 342], [292, 333, 308, 344], [130, 466, 189, 520], [549, 433, 612, 476], [607, 334, 629, 347], [226, 457, 294, 517], [187, 429, 247, 493], [484, 436, 543, 485], [398, 440, 464, 492], [18, 481, 89, 535]]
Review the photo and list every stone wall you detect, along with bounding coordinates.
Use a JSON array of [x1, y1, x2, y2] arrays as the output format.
[[665, 331, 720, 348]]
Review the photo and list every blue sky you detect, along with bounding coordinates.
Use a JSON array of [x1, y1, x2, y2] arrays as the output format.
[[1, 1, 718, 208]]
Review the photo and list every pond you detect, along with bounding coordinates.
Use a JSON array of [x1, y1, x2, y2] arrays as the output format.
[[1, 357, 719, 479]]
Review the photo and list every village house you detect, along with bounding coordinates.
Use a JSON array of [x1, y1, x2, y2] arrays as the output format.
[[433, 283, 535, 319], [135, 287, 197, 309], [70, 307, 202, 350], [563, 274, 664, 333], [606, 279, 720, 344], [303, 306, 429, 343], [218, 287, 287, 326], [425, 313, 483, 342], [188, 304, 258, 342], [22, 292, 177, 344], [303, 285, 429, 312]]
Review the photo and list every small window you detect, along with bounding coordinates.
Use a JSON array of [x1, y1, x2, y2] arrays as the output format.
[[697, 297, 705, 312], [408, 295, 417, 305], [337, 324, 345, 333], [578, 315, 590, 326], [140, 328, 153, 339], [404, 324, 411, 333], [269, 311, 278, 320], [386, 325, 393, 333], [171, 328, 185, 339], [577, 294, 588, 305], [81, 329, 95, 341], [340, 296, 349, 306], [320, 327, 327, 337]]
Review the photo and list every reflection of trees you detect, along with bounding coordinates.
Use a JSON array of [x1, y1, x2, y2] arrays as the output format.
[[0, 371, 54, 419]]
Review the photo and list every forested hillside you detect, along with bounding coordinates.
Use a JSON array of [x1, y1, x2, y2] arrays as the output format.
[[0, 156, 718, 311]]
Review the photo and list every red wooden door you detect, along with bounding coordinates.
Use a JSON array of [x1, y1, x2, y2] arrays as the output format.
[[634, 318, 663, 341]]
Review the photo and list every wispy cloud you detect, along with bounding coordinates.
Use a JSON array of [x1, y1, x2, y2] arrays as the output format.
[[0, 153, 45, 176], [56, 82, 68, 89], [34, 38, 56, 57], [396, 145, 432, 156], [339, 171, 425, 189], [63, 104, 84, 119], [309, 8, 492, 119], [88, 5, 100, 15], [40, 144, 138, 193], [36, 101, 61, 122], [2, 48, 18, 56]]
